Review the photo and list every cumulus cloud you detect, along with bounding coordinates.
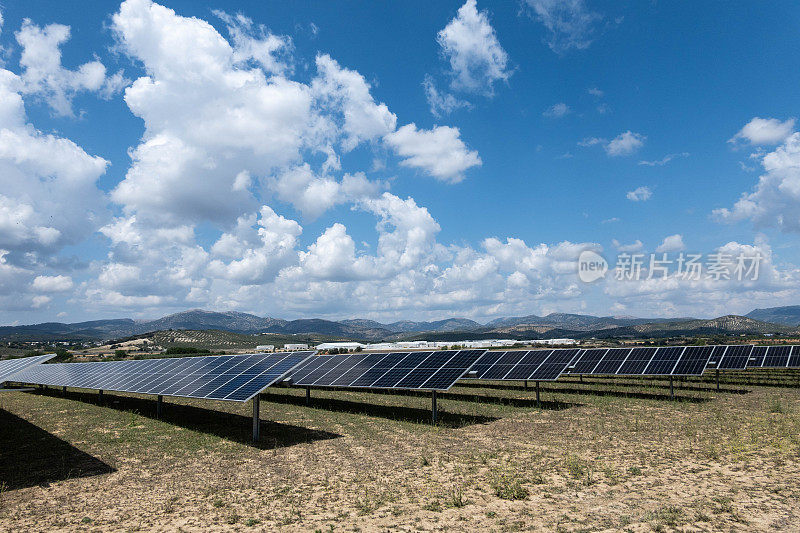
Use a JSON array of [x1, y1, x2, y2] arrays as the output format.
[[384, 123, 481, 183], [606, 130, 645, 156], [714, 132, 800, 231], [579, 131, 645, 156], [0, 70, 109, 253], [626, 186, 652, 202], [655, 234, 685, 253], [436, 0, 511, 94], [729, 117, 795, 146], [15, 19, 126, 116], [32, 274, 74, 292], [523, 0, 602, 53]]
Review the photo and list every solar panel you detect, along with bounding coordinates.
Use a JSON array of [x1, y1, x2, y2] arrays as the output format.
[[569, 348, 608, 374], [705, 345, 729, 369], [11, 352, 314, 402], [644, 347, 686, 375], [502, 350, 553, 380], [717, 345, 752, 369], [789, 346, 800, 368], [747, 346, 769, 368], [0, 353, 57, 384], [529, 349, 580, 380], [762, 346, 791, 368], [616, 347, 658, 375], [592, 348, 631, 375], [290, 350, 485, 391], [671, 346, 714, 375], [473, 350, 529, 380]]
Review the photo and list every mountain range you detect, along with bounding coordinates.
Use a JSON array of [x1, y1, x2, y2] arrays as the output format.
[[2, 306, 799, 343]]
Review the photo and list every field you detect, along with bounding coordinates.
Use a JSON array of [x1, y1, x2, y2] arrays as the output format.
[[2, 373, 800, 531]]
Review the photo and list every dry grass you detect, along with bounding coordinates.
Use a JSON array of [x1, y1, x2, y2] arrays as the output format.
[[1, 376, 800, 531]]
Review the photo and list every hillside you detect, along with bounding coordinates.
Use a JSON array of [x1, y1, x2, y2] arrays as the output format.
[[746, 305, 800, 326]]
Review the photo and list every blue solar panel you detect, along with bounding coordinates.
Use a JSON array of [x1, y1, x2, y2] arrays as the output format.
[[0, 353, 57, 384], [616, 348, 657, 375], [569, 349, 608, 374], [763, 346, 792, 368], [747, 346, 769, 368], [465, 349, 579, 381], [290, 350, 485, 391], [591, 348, 631, 375], [671, 346, 714, 375], [717, 345, 752, 369], [10, 352, 314, 402]]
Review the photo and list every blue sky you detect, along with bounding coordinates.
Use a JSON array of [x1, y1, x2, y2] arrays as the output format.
[[1, 0, 799, 324]]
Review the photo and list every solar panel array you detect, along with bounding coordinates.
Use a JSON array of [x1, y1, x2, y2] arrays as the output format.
[[746, 345, 800, 369], [289, 350, 485, 391], [11, 352, 315, 402], [565, 346, 714, 376], [467, 349, 580, 381], [0, 353, 57, 384]]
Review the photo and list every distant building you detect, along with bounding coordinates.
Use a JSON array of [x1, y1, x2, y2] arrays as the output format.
[[315, 342, 365, 351], [255, 345, 275, 352], [283, 343, 310, 351]]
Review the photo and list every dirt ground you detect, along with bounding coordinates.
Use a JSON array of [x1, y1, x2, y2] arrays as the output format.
[[2, 377, 799, 532]]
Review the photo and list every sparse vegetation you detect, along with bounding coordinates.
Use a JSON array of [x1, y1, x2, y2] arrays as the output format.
[[2, 375, 799, 530]]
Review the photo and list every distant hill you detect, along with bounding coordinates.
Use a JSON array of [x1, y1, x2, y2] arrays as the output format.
[[1, 308, 797, 343], [486, 312, 689, 331], [746, 306, 800, 326]]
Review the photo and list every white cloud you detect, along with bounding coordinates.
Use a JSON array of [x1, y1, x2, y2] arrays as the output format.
[[313, 53, 397, 151], [587, 87, 603, 97], [606, 130, 645, 156], [32, 275, 73, 292], [655, 234, 685, 253], [612, 239, 643, 253], [626, 186, 652, 202], [0, 69, 109, 253], [15, 19, 127, 116], [436, 0, 511, 94], [543, 102, 570, 118], [729, 117, 795, 146], [714, 132, 800, 231], [639, 152, 689, 166], [423, 75, 471, 118], [213, 10, 293, 76], [523, 0, 602, 53], [384, 123, 481, 183]]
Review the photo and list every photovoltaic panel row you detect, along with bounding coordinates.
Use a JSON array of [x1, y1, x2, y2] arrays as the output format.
[[747, 345, 800, 368], [11, 352, 315, 402], [289, 350, 485, 391], [0, 353, 57, 384], [466, 349, 580, 381], [566, 346, 715, 376]]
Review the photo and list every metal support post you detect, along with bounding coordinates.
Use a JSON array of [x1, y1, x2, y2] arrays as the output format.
[[252, 396, 260, 443], [524, 380, 528, 390], [98, 389, 103, 402], [716, 368, 720, 391], [157, 395, 163, 418], [431, 390, 438, 424], [669, 377, 674, 400], [305, 386, 311, 406], [536, 381, 541, 407]]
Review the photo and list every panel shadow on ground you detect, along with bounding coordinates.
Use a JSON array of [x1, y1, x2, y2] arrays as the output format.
[[28, 389, 341, 450], [0, 408, 116, 491]]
